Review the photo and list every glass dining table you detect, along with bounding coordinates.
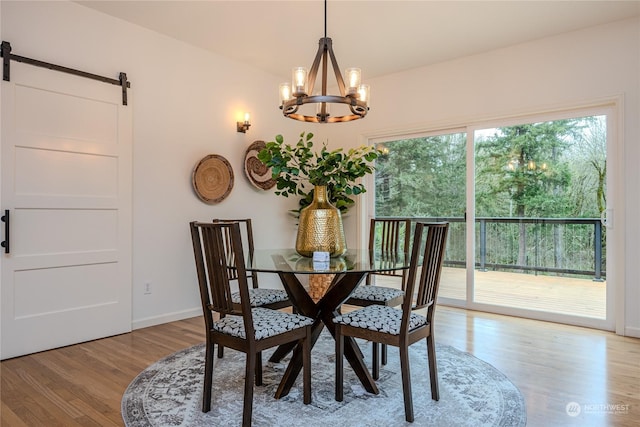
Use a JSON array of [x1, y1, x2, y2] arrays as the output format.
[[246, 248, 410, 399]]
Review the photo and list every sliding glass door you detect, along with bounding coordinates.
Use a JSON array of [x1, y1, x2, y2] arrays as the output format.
[[372, 130, 467, 302], [472, 113, 610, 328], [371, 107, 615, 330]]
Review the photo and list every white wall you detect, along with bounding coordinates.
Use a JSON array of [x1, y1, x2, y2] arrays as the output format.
[[2, 2, 638, 336], [0, 0, 305, 328], [320, 17, 640, 337]]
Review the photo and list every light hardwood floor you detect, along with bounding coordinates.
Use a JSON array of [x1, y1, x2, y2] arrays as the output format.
[[1, 306, 638, 426]]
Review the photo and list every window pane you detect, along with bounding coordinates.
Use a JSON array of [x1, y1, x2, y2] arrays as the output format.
[[473, 115, 606, 318], [375, 133, 466, 217], [374, 132, 466, 300]]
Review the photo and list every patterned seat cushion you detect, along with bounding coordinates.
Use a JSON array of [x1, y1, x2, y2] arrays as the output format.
[[213, 307, 313, 340], [333, 305, 427, 335], [348, 285, 404, 303], [231, 288, 289, 307]]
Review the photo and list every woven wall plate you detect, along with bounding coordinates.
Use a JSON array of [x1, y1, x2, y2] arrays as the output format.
[[192, 154, 234, 203], [244, 140, 276, 190]]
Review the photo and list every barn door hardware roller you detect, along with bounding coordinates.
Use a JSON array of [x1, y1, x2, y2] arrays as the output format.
[[1, 41, 130, 105]]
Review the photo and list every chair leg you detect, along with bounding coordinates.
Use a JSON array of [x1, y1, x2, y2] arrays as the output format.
[[255, 351, 263, 386], [382, 343, 388, 365], [335, 324, 344, 402], [399, 345, 414, 423], [302, 330, 311, 404], [243, 352, 256, 427], [217, 314, 225, 358], [426, 335, 439, 401], [202, 338, 214, 412], [372, 342, 380, 380]]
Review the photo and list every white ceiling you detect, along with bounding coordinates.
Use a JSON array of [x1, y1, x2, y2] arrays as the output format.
[[77, 1, 640, 81]]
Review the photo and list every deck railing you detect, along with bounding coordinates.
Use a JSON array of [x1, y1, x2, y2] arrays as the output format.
[[381, 216, 605, 281]]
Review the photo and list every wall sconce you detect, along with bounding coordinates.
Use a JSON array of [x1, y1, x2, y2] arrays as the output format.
[[237, 112, 251, 133]]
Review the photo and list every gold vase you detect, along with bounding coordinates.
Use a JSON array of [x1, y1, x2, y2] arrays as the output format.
[[295, 185, 347, 257]]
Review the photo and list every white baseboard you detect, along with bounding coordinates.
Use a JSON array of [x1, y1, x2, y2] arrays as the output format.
[[624, 326, 640, 338], [131, 306, 640, 339], [132, 308, 201, 330]]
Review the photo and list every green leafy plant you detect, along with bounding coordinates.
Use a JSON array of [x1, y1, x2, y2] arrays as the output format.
[[257, 132, 379, 213]]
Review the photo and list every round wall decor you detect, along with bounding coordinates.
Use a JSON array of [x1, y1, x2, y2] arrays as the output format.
[[244, 140, 276, 190], [192, 154, 234, 203]]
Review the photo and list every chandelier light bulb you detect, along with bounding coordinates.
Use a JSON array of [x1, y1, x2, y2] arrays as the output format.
[[358, 84, 370, 106], [345, 68, 361, 96], [316, 95, 330, 118], [292, 67, 308, 96], [279, 82, 292, 104]]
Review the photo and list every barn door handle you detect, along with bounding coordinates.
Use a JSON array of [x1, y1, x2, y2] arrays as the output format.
[[1, 210, 9, 253]]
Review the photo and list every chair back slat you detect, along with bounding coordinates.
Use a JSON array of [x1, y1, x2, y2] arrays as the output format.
[[190, 222, 255, 339], [402, 222, 449, 329], [205, 225, 235, 313], [212, 218, 259, 288], [368, 218, 412, 287]]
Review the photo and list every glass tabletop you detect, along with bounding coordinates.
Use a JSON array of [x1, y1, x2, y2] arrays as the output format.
[[247, 249, 409, 275]]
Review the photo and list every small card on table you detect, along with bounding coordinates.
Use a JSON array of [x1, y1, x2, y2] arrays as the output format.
[[312, 251, 330, 271]]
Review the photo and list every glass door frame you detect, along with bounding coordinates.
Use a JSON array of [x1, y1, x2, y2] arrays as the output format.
[[361, 99, 623, 333]]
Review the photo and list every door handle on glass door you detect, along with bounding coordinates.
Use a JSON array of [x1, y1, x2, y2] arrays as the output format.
[[600, 208, 613, 228]]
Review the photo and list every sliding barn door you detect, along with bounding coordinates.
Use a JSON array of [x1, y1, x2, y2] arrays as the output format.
[[1, 62, 132, 359]]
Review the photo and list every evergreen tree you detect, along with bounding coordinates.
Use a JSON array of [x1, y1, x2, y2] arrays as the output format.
[[475, 120, 578, 267], [375, 133, 465, 217], [373, 116, 606, 276]]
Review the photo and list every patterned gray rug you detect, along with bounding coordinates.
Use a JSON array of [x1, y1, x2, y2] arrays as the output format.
[[122, 332, 526, 427]]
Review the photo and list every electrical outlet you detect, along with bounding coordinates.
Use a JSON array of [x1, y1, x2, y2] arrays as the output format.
[[144, 282, 152, 295]]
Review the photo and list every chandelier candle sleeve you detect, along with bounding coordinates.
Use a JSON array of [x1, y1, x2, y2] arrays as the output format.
[[345, 68, 361, 96], [293, 67, 308, 96], [316, 94, 329, 116], [280, 83, 292, 104], [358, 84, 370, 106]]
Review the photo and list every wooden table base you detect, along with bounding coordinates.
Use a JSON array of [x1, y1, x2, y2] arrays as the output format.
[[272, 271, 379, 398]]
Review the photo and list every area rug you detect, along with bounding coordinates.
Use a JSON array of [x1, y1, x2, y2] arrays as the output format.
[[122, 333, 526, 427]]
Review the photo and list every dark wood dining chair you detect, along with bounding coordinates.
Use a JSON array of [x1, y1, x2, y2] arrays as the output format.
[[190, 221, 313, 427], [212, 218, 292, 358], [345, 218, 412, 378], [334, 222, 449, 423]]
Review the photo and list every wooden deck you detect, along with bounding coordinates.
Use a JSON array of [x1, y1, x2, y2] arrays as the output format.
[[373, 267, 607, 319]]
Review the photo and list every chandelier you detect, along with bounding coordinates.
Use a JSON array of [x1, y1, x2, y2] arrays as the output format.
[[278, 0, 370, 123]]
